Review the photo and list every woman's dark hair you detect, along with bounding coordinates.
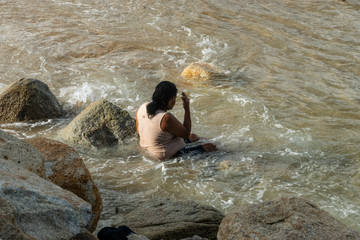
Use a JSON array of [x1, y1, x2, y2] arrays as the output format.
[[147, 81, 178, 118]]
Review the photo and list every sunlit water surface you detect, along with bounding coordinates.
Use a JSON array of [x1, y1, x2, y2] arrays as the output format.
[[1, 0, 360, 232]]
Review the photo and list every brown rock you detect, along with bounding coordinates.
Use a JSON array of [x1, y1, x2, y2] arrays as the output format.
[[27, 137, 102, 232], [181, 62, 225, 81], [0, 78, 63, 123], [217, 197, 360, 240]]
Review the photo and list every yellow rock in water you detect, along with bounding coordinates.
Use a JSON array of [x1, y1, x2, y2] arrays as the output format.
[[181, 62, 225, 81], [217, 160, 234, 170]]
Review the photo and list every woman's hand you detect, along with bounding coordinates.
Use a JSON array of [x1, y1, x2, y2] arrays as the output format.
[[202, 143, 218, 152], [161, 91, 191, 139], [181, 92, 190, 110]]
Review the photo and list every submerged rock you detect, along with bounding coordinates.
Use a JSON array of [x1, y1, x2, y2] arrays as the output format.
[[27, 137, 103, 232], [61, 100, 136, 148], [0, 159, 92, 240], [0, 129, 45, 178], [0, 78, 63, 123], [115, 198, 224, 240], [217, 197, 360, 240], [181, 62, 225, 81]]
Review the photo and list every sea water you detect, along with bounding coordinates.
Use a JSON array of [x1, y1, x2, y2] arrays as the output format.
[[1, 0, 360, 232]]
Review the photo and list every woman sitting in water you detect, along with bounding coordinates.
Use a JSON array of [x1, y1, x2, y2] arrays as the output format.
[[136, 81, 217, 160]]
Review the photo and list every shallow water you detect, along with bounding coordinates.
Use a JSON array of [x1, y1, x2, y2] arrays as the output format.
[[1, 0, 360, 232]]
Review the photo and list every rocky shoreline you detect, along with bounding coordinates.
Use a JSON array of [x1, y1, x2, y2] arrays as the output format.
[[1, 75, 360, 239]]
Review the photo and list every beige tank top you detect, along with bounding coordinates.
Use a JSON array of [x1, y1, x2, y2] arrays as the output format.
[[137, 103, 185, 160]]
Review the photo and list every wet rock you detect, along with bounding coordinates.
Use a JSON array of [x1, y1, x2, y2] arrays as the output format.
[[217, 197, 360, 240], [27, 137, 103, 232], [0, 129, 45, 178], [116, 198, 224, 240], [61, 100, 136, 148], [0, 159, 92, 240], [0, 78, 63, 123], [181, 62, 225, 81]]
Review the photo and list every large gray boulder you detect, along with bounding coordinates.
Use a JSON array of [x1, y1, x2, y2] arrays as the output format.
[[0, 129, 45, 178], [27, 137, 103, 232], [1, 131, 102, 233], [0, 78, 63, 123], [217, 197, 360, 240], [0, 197, 36, 240], [0, 131, 101, 237], [116, 198, 224, 240], [61, 100, 136, 148], [0, 158, 92, 240]]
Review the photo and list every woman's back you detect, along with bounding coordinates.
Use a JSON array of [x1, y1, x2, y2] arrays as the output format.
[[137, 103, 185, 160]]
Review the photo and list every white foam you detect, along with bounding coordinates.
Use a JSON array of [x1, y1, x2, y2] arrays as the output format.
[[196, 34, 229, 62], [230, 95, 254, 106], [278, 127, 312, 145], [196, 35, 215, 47], [181, 26, 192, 36], [158, 46, 190, 68], [221, 198, 234, 207], [0, 119, 54, 128], [39, 56, 48, 73], [196, 35, 217, 61], [55, 0, 88, 7], [256, 186, 266, 200], [146, 13, 162, 31], [59, 81, 116, 105], [278, 148, 303, 156], [201, 48, 217, 60]]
